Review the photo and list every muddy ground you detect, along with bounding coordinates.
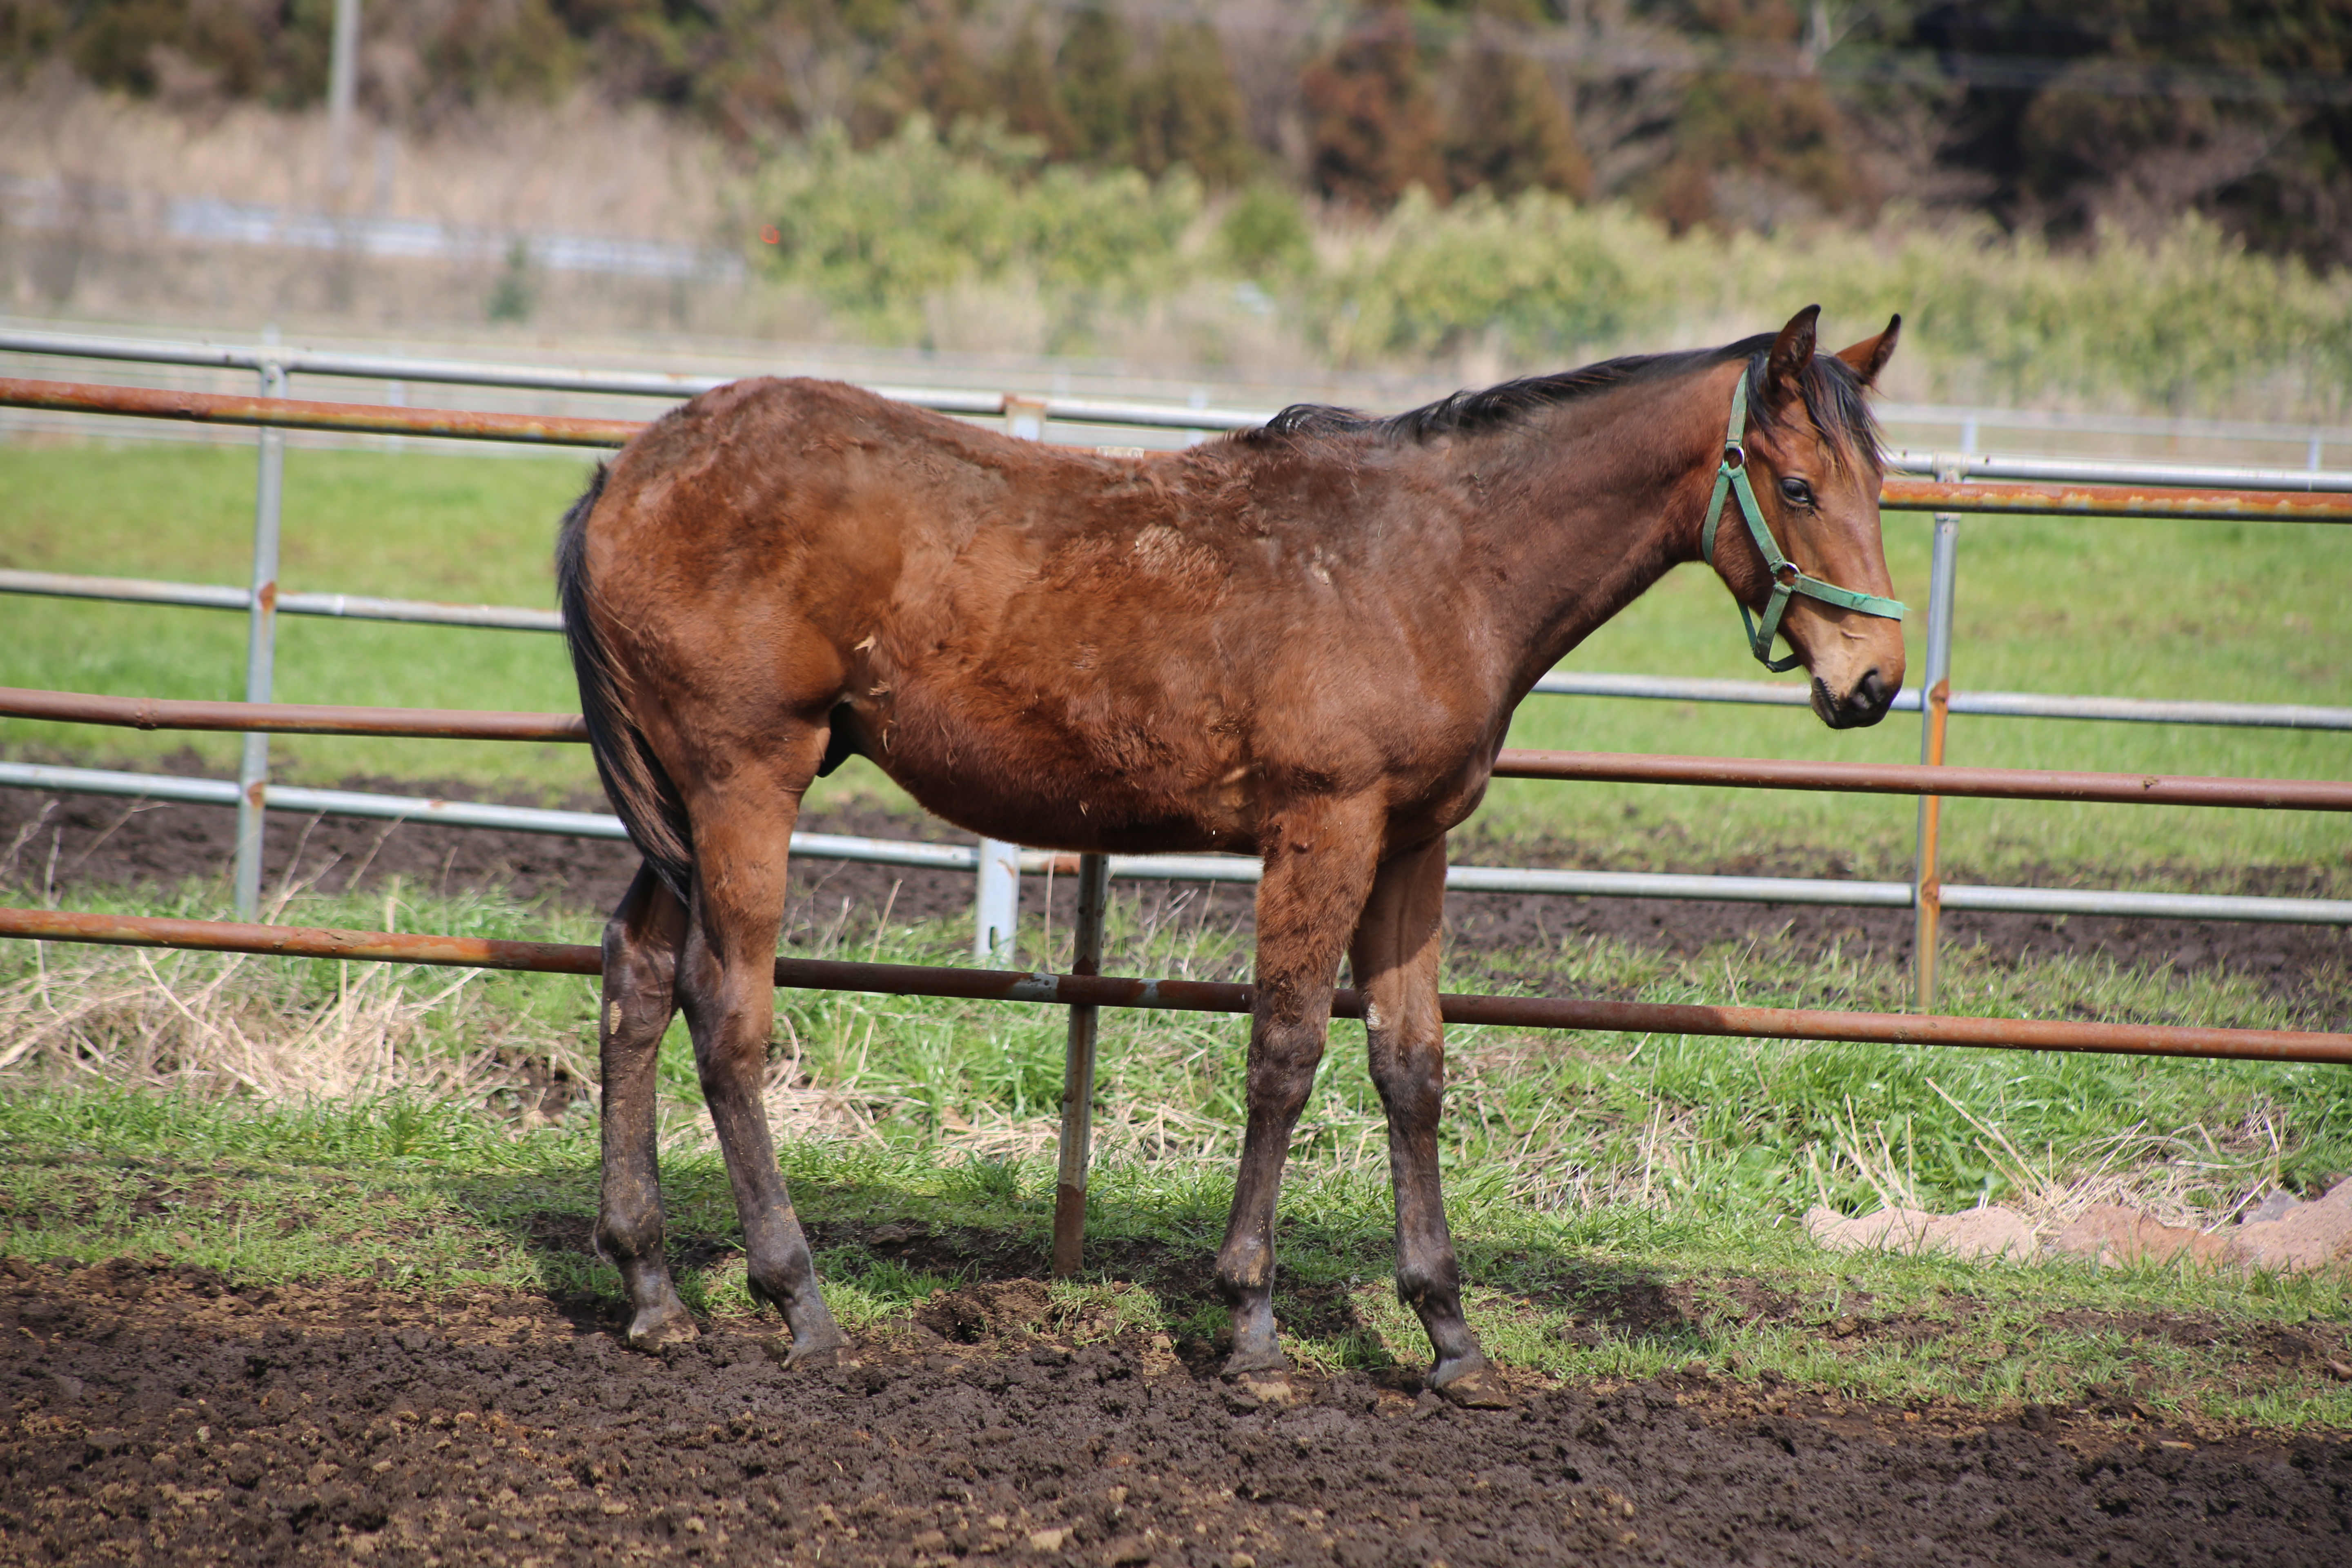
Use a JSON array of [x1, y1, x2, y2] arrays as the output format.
[[6, 1256, 2350, 1567], [2, 770, 2345, 1015]]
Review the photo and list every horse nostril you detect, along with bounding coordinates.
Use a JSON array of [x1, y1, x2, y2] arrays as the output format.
[[1841, 668, 1896, 727]]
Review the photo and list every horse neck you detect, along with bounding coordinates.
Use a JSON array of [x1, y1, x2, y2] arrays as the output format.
[[1450, 369, 1726, 695]]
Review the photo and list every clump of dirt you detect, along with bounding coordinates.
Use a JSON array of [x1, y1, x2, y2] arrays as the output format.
[[6, 1256, 2351, 1566], [4, 765, 2345, 1013]]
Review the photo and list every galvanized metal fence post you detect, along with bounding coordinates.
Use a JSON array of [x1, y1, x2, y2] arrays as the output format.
[[1051, 852, 1111, 1276], [1911, 467, 1962, 1008], [231, 349, 288, 919], [973, 395, 1051, 959]]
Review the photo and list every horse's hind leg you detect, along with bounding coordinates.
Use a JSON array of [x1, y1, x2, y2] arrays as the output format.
[[596, 864, 694, 1347], [1349, 834, 1503, 1403], [1216, 795, 1383, 1379], [674, 758, 846, 1365]]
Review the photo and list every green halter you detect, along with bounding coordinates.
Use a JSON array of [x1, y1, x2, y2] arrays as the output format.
[[1700, 374, 1907, 673]]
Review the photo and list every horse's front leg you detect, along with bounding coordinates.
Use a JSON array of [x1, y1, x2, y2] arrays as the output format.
[[596, 864, 694, 1348], [1216, 795, 1383, 1380], [1350, 835, 1506, 1405], [674, 772, 847, 1366]]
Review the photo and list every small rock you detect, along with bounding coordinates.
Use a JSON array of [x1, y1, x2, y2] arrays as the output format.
[[909, 1528, 949, 1552], [1805, 1204, 2036, 1260], [2051, 1205, 2238, 1270], [2325, 1360, 2352, 1383], [2243, 1189, 2304, 1226], [1104, 1536, 1154, 1566], [2230, 1180, 2352, 1274], [868, 1221, 920, 1246], [1027, 1527, 1069, 1551]]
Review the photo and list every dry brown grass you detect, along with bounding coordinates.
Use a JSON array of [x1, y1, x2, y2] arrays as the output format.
[[0, 76, 728, 241]]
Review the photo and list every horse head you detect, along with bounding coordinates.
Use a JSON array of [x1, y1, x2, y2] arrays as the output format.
[[1708, 305, 1907, 730]]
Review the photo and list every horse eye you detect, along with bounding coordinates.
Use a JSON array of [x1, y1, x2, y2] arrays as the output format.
[[1778, 477, 1815, 506]]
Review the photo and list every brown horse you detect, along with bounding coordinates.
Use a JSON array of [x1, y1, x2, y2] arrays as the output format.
[[556, 305, 1906, 1401]]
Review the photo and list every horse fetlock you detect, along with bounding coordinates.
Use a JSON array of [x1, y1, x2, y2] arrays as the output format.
[[1214, 1244, 1274, 1302], [1392, 1262, 1462, 1313], [748, 1271, 848, 1355], [1220, 1301, 1287, 1382]]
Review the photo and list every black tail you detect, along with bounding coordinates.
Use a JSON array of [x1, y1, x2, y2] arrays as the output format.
[[556, 465, 695, 903]]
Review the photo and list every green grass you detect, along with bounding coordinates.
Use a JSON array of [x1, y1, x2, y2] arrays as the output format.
[[5, 443, 2347, 876], [6, 884, 2352, 1426]]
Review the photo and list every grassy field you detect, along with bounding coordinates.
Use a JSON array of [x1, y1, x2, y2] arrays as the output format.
[[4, 884, 2350, 1428], [2, 440, 2346, 878]]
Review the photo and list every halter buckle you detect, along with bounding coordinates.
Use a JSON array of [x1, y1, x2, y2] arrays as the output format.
[[1722, 441, 1746, 470]]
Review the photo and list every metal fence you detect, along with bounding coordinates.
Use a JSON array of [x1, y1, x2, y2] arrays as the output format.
[[3, 331, 2348, 980], [4, 332, 2349, 1272]]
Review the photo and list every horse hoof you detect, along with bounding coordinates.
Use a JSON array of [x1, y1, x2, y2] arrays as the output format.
[[770, 1336, 849, 1371], [1219, 1347, 1290, 1382], [1432, 1361, 1512, 1410], [624, 1305, 699, 1352]]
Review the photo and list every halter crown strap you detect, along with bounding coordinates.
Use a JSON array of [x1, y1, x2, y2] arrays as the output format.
[[1700, 372, 1907, 672]]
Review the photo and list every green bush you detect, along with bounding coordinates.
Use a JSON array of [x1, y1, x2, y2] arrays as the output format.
[[753, 118, 1199, 334]]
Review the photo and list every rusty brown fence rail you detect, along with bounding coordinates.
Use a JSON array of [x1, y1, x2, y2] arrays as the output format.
[[9, 376, 2352, 522], [7, 905, 2348, 1068], [6, 685, 2348, 813]]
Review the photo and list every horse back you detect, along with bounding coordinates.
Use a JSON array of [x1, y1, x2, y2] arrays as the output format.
[[575, 377, 1506, 855]]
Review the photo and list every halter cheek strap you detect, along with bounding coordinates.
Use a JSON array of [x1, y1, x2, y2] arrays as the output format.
[[1700, 376, 1908, 672]]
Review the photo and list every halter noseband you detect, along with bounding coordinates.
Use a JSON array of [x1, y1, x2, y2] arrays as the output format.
[[1700, 374, 1907, 673]]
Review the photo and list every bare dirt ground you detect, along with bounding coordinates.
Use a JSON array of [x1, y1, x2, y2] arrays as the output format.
[[6, 1255, 2351, 1568], [2, 771, 2344, 1016]]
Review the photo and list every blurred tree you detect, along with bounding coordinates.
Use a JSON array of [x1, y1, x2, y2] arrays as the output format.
[[1057, 4, 1136, 164], [1638, 0, 1866, 229], [1133, 21, 1252, 186], [1301, 3, 1446, 208], [1905, 0, 2352, 266], [996, 11, 1076, 158], [1446, 2, 1592, 200], [854, 4, 992, 143]]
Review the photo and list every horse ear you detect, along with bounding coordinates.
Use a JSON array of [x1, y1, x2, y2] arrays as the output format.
[[1835, 314, 1902, 388], [1765, 305, 1820, 406]]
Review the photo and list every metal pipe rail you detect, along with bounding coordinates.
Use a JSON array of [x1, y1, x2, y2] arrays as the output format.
[[1528, 672, 2352, 731], [1492, 748, 2352, 811], [9, 325, 2350, 474], [1888, 451, 2352, 493], [0, 377, 639, 448], [6, 687, 2345, 811], [8, 377, 2352, 522], [0, 567, 564, 632], [6, 904, 2348, 1067], [9, 572, 2344, 731], [7, 759, 2344, 927]]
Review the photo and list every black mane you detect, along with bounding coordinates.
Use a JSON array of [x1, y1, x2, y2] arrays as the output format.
[[1245, 334, 1883, 469]]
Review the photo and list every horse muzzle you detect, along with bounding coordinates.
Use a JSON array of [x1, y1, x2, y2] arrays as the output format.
[[1811, 666, 1899, 730]]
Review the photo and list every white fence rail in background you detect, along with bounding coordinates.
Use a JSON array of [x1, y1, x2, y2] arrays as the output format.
[[2, 328, 2345, 989]]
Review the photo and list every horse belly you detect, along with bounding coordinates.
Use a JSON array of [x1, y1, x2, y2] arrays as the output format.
[[860, 686, 1255, 857]]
